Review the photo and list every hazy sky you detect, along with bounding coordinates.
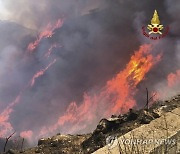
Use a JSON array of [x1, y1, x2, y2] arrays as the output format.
[[0, 0, 104, 30], [0, 1, 8, 19]]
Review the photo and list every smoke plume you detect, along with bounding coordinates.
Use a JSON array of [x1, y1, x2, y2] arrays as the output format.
[[0, 0, 179, 146]]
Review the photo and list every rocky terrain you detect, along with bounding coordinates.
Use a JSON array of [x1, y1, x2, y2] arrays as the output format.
[[1, 94, 180, 154]]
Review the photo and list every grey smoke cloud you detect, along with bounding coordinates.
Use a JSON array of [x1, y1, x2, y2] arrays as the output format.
[[0, 0, 179, 146], [0, 0, 106, 30], [165, 0, 180, 34]]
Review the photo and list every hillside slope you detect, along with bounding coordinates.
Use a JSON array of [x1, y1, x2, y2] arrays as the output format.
[[2, 94, 180, 154]]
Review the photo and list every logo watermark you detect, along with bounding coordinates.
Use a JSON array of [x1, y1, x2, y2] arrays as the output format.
[[106, 135, 177, 148], [119, 138, 176, 145], [142, 10, 169, 40], [106, 135, 118, 149]]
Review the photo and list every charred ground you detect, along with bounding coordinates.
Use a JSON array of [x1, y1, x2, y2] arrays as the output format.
[[1, 94, 180, 154]]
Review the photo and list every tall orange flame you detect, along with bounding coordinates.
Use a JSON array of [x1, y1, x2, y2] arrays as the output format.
[[39, 44, 162, 136]]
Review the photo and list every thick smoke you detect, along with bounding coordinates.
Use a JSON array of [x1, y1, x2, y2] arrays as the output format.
[[0, 0, 107, 30], [0, 0, 179, 146], [144, 0, 180, 100]]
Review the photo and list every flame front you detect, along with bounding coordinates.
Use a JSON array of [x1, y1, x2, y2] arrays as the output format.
[[0, 19, 163, 141], [0, 95, 21, 137], [0, 19, 60, 138], [30, 59, 57, 87], [105, 45, 161, 113], [27, 19, 63, 53], [39, 44, 161, 136]]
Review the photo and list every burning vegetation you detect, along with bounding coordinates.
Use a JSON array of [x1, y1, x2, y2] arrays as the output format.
[[1, 94, 180, 153], [0, 0, 180, 153]]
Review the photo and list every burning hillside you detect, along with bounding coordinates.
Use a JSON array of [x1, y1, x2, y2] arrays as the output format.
[[0, 0, 180, 151], [38, 44, 161, 137], [2, 94, 180, 153]]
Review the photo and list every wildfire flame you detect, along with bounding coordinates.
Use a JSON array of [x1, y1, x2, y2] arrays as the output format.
[[39, 44, 162, 136], [167, 69, 180, 87], [153, 69, 180, 101], [0, 95, 21, 137], [0, 59, 57, 138], [20, 130, 33, 140], [0, 16, 169, 142], [27, 19, 63, 53], [30, 59, 57, 87], [0, 19, 60, 137], [44, 43, 62, 58]]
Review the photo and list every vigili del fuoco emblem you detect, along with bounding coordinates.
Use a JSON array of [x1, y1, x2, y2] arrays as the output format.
[[142, 10, 169, 40]]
